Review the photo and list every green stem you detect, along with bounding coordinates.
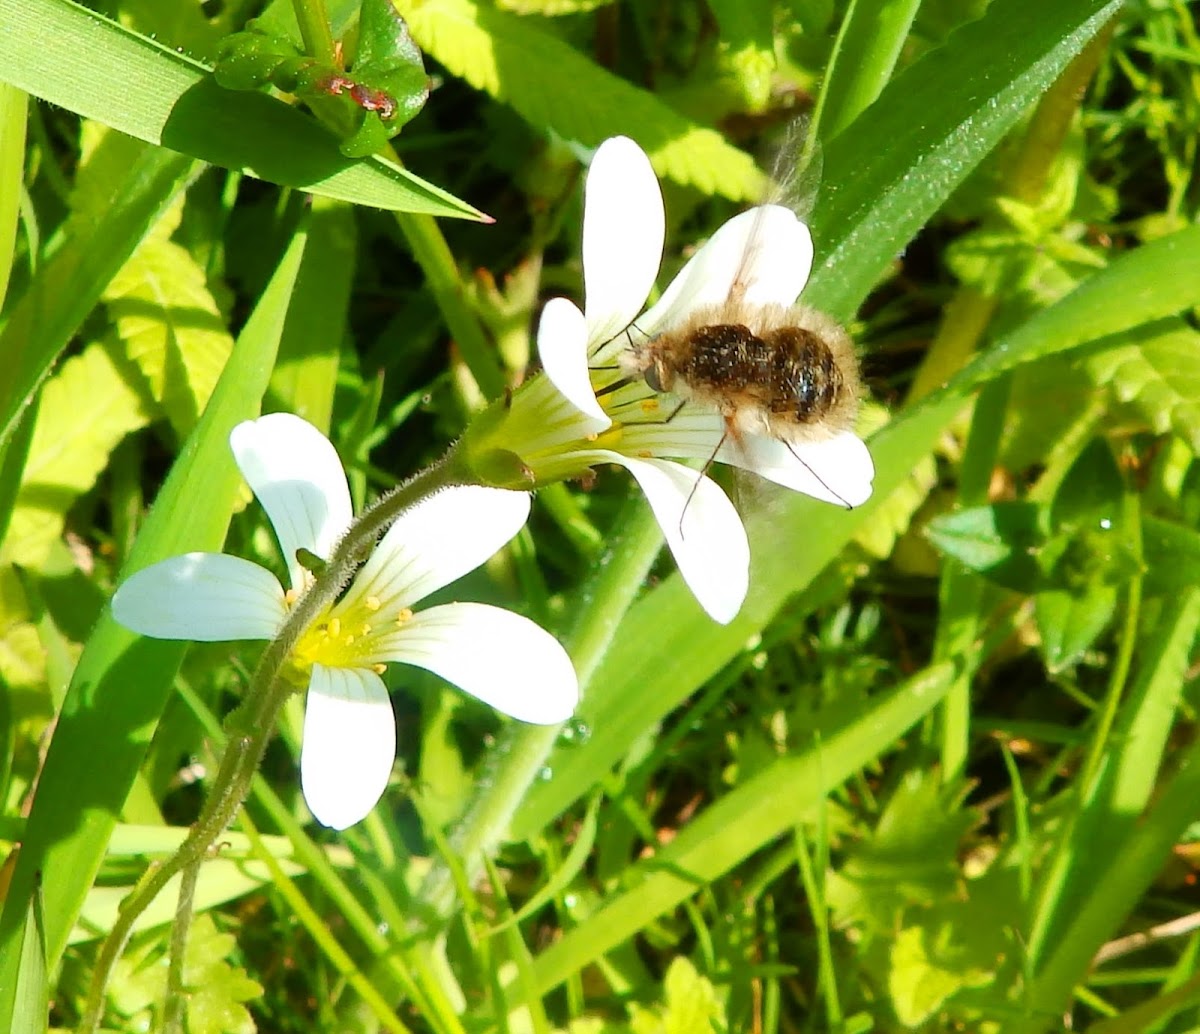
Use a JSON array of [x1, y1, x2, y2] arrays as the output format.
[[290, 0, 338, 66], [393, 212, 506, 400], [161, 858, 200, 1034], [80, 449, 473, 1032], [416, 494, 666, 920], [933, 376, 1011, 779]]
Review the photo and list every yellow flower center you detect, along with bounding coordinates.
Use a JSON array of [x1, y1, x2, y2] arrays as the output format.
[[290, 593, 414, 676]]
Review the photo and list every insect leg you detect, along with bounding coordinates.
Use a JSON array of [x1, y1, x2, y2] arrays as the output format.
[[783, 440, 853, 509], [678, 428, 729, 540]]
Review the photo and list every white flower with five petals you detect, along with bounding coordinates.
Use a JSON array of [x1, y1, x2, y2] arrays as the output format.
[[112, 413, 578, 830], [491, 136, 874, 624]]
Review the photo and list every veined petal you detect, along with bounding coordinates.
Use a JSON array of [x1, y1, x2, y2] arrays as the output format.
[[582, 450, 748, 624], [638, 206, 814, 336], [372, 602, 578, 724], [230, 413, 353, 591], [112, 553, 287, 641], [720, 430, 876, 508], [301, 665, 396, 829], [537, 298, 611, 433], [340, 485, 531, 615], [583, 136, 665, 348]]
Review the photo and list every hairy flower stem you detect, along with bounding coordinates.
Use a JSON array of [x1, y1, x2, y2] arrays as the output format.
[[80, 448, 471, 1033]]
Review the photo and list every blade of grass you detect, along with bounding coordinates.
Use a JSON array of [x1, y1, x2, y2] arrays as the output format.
[[810, 0, 922, 142], [1027, 589, 1200, 1023], [0, 0, 483, 219], [0, 205, 311, 1029], [513, 662, 956, 999], [0, 82, 27, 310], [1027, 586, 1200, 1007], [805, 0, 1122, 320]]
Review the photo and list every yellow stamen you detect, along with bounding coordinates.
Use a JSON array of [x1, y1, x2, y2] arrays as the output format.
[[397, 607, 414, 625], [640, 398, 660, 413], [328, 617, 341, 637], [372, 663, 387, 675], [365, 596, 381, 611]]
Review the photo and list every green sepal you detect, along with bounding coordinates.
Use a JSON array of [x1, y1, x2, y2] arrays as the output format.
[[294, 547, 327, 576], [469, 448, 536, 490]]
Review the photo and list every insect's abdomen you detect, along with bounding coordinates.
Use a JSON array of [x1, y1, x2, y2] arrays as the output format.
[[680, 324, 847, 426]]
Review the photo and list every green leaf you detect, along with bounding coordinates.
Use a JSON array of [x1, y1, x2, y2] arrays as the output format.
[[0, 143, 198, 454], [705, 0, 775, 110], [392, 0, 765, 201], [11, 878, 47, 1034], [103, 214, 235, 439], [925, 502, 1049, 592], [1, 343, 151, 568], [0, 0, 481, 218], [888, 925, 993, 1027], [828, 770, 976, 930], [805, 0, 1123, 320], [0, 212, 310, 1028], [813, 0, 921, 140], [1084, 319, 1200, 451], [110, 914, 261, 1034], [628, 957, 724, 1034], [1142, 515, 1200, 597], [1035, 439, 1128, 672]]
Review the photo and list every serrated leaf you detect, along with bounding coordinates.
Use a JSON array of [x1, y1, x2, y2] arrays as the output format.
[[629, 957, 723, 1034], [1083, 319, 1200, 451], [706, 0, 775, 110], [109, 914, 261, 1034], [888, 925, 993, 1027], [828, 770, 976, 930], [2, 343, 150, 568], [393, 0, 764, 200], [104, 232, 234, 438]]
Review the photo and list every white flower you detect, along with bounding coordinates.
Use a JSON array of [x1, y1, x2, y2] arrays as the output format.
[[112, 413, 578, 830], [493, 136, 874, 625]]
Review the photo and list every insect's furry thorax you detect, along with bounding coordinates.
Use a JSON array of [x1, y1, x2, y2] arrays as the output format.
[[621, 301, 862, 443]]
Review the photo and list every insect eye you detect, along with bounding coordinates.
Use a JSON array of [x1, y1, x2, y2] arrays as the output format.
[[644, 363, 666, 393]]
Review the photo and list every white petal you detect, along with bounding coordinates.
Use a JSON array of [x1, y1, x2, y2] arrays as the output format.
[[638, 206, 814, 335], [340, 486, 531, 615], [301, 665, 396, 829], [583, 136, 665, 347], [230, 413, 353, 591], [721, 430, 875, 508], [112, 553, 287, 641], [537, 298, 611, 432], [588, 450, 749, 624], [373, 603, 577, 724]]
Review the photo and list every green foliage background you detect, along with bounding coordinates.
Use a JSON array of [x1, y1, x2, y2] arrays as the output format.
[[2, 0, 1200, 1030]]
